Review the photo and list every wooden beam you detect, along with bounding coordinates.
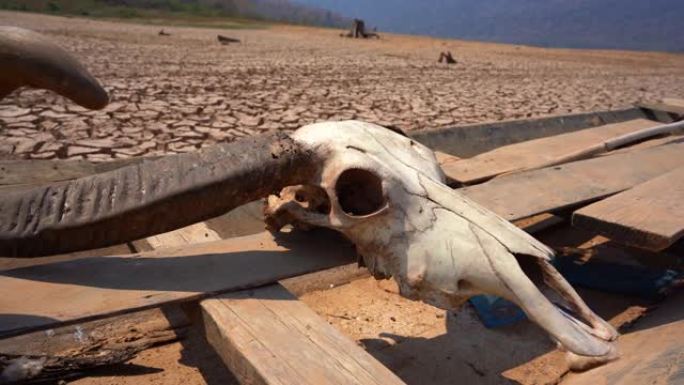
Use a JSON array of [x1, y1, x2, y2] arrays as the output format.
[[561, 291, 684, 385], [572, 167, 684, 251], [460, 142, 684, 221], [434, 151, 460, 166], [0, 229, 355, 337], [0, 157, 145, 190], [638, 99, 684, 116], [145, 222, 222, 249], [442, 119, 660, 184], [201, 284, 406, 385], [0, 307, 189, 380], [410, 107, 646, 158]]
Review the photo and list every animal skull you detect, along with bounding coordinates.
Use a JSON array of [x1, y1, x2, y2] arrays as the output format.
[[266, 120, 618, 370], [0, 28, 618, 371]]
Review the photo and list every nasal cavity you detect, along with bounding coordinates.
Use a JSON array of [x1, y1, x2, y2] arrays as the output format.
[[335, 168, 386, 216]]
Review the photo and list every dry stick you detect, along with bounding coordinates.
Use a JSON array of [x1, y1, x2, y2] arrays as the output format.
[[499, 119, 684, 176]]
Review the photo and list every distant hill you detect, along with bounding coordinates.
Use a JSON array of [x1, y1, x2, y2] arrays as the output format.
[[0, 0, 350, 28], [294, 0, 684, 52]]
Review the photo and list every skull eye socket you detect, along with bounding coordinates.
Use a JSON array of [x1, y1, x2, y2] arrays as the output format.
[[335, 168, 386, 216]]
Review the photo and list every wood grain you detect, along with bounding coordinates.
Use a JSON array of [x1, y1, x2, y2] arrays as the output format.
[[572, 167, 684, 251], [460, 141, 684, 221], [201, 284, 406, 385], [0, 157, 144, 189], [0, 229, 355, 337], [638, 100, 684, 116], [561, 291, 684, 385], [442, 119, 659, 184]]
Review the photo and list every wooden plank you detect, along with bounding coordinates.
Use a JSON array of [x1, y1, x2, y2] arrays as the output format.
[[0, 229, 355, 337], [434, 151, 461, 185], [434, 151, 460, 166], [201, 284, 406, 385], [0, 306, 190, 383], [411, 107, 646, 157], [460, 142, 684, 221], [638, 99, 684, 116], [0, 306, 188, 356], [443, 119, 659, 184], [146, 222, 222, 249], [598, 133, 684, 156], [662, 97, 684, 108], [561, 291, 684, 385], [572, 167, 684, 251], [0, 157, 144, 189]]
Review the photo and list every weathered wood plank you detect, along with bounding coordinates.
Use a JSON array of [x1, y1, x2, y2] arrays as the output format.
[[561, 291, 684, 385], [434, 151, 460, 166], [0, 306, 188, 356], [0, 306, 190, 383], [597, 133, 683, 156], [201, 284, 406, 385], [0, 157, 145, 189], [146, 222, 222, 249], [443, 119, 659, 184], [460, 142, 684, 221], [638, 100, 684, 116], [572, 167, 684, 251], [0, 229, 355, 337], [131, 201, 265, 252], [411, 107, 646, 157]]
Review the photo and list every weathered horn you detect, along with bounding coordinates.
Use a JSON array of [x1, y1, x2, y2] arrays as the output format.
[[0, 26, 108, 109], [0, 132, 316, 257]]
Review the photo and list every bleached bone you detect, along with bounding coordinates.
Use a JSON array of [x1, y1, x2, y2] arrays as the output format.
[[266, 120, 619, 370]]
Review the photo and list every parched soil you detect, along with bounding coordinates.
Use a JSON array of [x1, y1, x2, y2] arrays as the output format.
[[1, 10, 680, 385], [2, 11, 684, 162]]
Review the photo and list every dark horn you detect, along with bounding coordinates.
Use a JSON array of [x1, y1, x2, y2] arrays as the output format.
[[0, 26, 108, 109], [0, 132, 315, 257]]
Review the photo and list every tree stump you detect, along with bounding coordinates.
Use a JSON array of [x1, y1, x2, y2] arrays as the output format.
[[438, 51, 457, 64], [217, 35, 241, 45], [341, 19, 379, 39]]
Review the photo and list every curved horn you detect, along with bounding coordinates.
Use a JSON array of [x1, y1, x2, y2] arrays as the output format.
[[0, 132, 316, 257], [0, 26, 108, 109]]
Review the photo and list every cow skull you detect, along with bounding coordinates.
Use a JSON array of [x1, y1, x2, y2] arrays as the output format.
[[265, 120, 618, 370]]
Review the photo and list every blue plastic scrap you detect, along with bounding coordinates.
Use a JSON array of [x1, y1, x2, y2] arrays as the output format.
[[469, 258, 683, 329], [468, 295, 526, 328]]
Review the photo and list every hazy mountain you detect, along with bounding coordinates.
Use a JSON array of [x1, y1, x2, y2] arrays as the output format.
[[0, 0, 350, 27], [294, 0, 684, 52]]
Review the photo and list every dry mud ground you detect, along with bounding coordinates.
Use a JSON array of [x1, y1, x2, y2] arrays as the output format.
[[1, 11, 684, 161], [1, 10, 683, 385]]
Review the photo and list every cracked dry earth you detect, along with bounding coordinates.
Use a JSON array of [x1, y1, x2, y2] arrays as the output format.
[[2, 11, 684, 162]]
